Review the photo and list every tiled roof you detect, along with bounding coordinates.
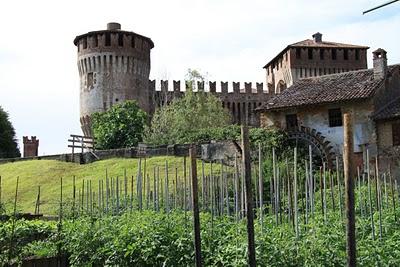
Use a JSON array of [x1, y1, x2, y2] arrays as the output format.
[[257, 68, 393, 111], [373, 98, 400, 121], [289, 39, 369, 49]]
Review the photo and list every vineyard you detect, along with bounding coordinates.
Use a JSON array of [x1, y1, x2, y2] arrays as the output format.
[[1, 146, 400, 266]]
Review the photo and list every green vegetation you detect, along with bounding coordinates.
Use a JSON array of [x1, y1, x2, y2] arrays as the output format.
[[0, 106, 20, 158], [145, 69, 232, 145], [92, 100, 147, 149], [1, 209, 399, 266], [0, 157, 217, 215]]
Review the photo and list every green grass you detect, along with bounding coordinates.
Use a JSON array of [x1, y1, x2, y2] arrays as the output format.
[[0, 156, 221, 215]]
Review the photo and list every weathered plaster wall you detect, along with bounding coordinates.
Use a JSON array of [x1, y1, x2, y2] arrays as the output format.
[[261, 100, 377, 156]]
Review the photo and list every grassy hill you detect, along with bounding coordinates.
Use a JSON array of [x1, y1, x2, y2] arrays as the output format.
[[0, 156, 221, 215]]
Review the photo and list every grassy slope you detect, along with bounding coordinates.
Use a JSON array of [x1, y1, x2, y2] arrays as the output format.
[[0, 156, 222, 215]]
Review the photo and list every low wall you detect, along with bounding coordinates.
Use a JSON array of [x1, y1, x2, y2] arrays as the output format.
[[0, 142, 240, 165]]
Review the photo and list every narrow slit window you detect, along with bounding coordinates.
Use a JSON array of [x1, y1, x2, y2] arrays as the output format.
[[105, 33, 111, 46], [355, 49, 360, 60], [332, 49, 337, 60], [344, 49, 349, 60], [296, 48, 301, 59], [308, 48, 313, 60], [118, 34, 123, 46]]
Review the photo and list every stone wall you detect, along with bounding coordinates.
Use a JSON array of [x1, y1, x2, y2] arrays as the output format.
[[150, 80, 271, 126], [75, 23, 154, 136], [260, 100, 377, 156]]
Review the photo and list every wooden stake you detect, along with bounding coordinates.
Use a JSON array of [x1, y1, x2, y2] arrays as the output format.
[[273, 148, 278, 225], [336, 158, 343, 219], [343, 112, 356, 267], [323, 162, 327, 224], [34, 186, 41, 215], [375, 158, 383, 240], [258, 144, 264, 230], [389, 167, 397, 221], [190, 146, 203, 267], [241, 125, 256, 267], [165, 161, 169, 212], [235, 153, 240, 220], [294, 147, 299, 238], [366, 150, 375, 240]]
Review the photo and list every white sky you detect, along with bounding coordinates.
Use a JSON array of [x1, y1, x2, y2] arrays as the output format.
[[0, 0, 399, 155]]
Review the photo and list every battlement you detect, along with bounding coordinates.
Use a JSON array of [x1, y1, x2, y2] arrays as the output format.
[[23, 136, 39, 144], [74, 23, 154, 54], [23, 136, 39, 158], [149, 80, 273, 95]]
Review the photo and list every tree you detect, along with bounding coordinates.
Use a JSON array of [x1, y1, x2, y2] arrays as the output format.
[[145, 69, 231, 145], [91, 101, 147, 149], [0, 106, 20, 158]]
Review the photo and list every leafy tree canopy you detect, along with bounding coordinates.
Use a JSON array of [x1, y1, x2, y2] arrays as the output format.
[[0, 106, 20, 158], [92, 101, 147, 149], [145, 69, 231, 145]]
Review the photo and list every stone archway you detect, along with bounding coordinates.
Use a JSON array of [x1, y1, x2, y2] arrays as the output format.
[[287, 126, 337, 169]]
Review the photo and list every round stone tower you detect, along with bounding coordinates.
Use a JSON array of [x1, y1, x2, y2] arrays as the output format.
[[74, 22, 154, 136]]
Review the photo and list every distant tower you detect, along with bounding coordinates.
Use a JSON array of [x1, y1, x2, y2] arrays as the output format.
[[264, 32, 369, 94], [23, 136, 39, 157], [74, 22, 154, 136]]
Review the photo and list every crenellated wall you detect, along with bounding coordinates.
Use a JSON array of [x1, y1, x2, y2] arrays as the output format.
[[148, 80, 272, 126], [75, 23, 272, 135]]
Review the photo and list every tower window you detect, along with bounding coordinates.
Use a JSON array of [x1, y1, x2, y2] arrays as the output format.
[[328, 108, 342, 127], [93, 35, 98, 47], [355, 49, 360, 60], [332, 49, 337, 60], [105, 33, 111, 46], [296, 48, 301, 59], [118, 34, 123, 46], [392, 123, 400, 146], [308, 48, 313, 60], [320, 49, 324, 60], [87, 72, 94, 89], [344, 49, 349, 60], [82, 38, 87, 49]]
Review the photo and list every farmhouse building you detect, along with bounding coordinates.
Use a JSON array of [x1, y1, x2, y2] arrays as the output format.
[[258, 49, 400, 170]]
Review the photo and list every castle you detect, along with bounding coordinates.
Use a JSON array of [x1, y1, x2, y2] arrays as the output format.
[[74, 23, 369, 137]]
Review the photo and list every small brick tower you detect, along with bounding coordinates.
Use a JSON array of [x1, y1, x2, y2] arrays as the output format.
[[23, 136, 39, 157]]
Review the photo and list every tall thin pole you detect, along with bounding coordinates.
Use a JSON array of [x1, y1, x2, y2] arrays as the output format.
[[241, 125, 256, 267], [190, 146, 202, 267], [294, 147, 299, 238], [258, 144, 264, 231], [366, 150, 375, 240], [343, 112, 356, 267]]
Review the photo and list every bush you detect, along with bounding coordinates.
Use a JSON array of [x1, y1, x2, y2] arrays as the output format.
[[91, 101, 147, 149]]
